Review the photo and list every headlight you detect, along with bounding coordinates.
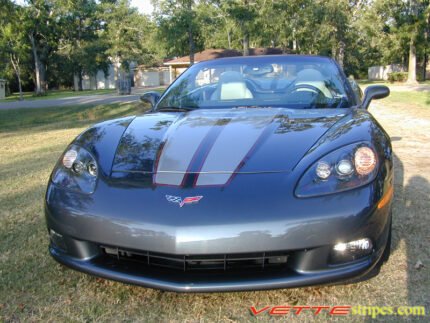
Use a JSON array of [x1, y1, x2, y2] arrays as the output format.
[[295, 143, 378, 198], [51, 145, 98, 194]]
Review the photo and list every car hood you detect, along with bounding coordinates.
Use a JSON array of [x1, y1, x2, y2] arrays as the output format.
[[111, 108, 346, 186]]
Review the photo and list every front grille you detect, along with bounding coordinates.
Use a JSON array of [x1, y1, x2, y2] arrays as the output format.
[[101, 246, 289, 273]]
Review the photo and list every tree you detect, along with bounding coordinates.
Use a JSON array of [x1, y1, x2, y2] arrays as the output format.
[[221, 0, 258, 56], [24, 0, 61, 95], [101, 0, 156, 80], [0, 1, 29, 100], [405, 0, 429, 83], [154, 0, 201, 63], [56, 0, 105, 91], [371, 0, 429, 83]]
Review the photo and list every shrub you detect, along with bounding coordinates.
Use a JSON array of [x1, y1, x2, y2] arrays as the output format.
[[387, 72, 408, 83]]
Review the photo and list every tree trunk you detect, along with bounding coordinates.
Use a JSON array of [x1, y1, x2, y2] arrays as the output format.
[[29, 33, 42, 94], [407, 34, 417, 84], [187, 1, 194, 66], [10, 54, 23, 101], [17, 73, 23, 101], [29, 33, 48, 94], [331, 43, 337, 61], [338, 41, 345, 69], [188, 26, 195, 65], [227, 29, 232, 49], [423, 28, 428, 81], [292, 28, 297, 51], [78, 71, 83, 91], [73, 72, 80, 91], [243, 33, 250, 56]]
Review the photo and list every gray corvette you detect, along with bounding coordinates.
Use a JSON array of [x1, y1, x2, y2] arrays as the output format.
[[45, 55, 393, 292]]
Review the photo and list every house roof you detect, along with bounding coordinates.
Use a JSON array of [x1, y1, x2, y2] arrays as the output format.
[[164, 48, 287, 66], [164, 49, 242, 66], [248, 47, 284, 56]]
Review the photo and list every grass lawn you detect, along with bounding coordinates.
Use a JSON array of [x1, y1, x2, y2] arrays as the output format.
[[358, 82, 430, 109], [357, 79, 430, 85], [381, 91, 430, 110], [0, 99, 428, 321], [0, 89, 116, 102]]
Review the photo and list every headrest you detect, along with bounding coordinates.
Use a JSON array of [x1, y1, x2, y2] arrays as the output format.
[[296, 69, 325, 82], [219, 71, 245, 83]]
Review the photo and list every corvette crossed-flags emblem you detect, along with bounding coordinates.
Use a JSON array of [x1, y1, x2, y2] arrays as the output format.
[[165, 195, 203, 207]]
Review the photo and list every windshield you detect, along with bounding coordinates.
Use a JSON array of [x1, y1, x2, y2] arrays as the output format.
[[157, 56, 355, 110]]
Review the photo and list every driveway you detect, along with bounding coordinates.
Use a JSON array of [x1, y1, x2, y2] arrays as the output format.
[[0, 87, 160, 110]]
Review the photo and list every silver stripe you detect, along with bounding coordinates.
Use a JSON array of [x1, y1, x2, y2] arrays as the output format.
[[197, 114, 275, 186], [154, 116, 214, 185]]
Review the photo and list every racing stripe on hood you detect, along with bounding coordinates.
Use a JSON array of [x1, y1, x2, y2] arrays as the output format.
[[154, 114, 231, 186], [154, 116, 213, 185], [181, 118, 230, 188], [196, 113, 277, 186]]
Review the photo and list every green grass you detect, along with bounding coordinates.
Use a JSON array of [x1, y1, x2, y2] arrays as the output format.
[[0, 98, 429, 321], [357, 79, 390, 86], [358, 81, 430, 109], [0, 89, 116, 102], [358, 79, 430, 86], [381, 90, 430, 109], [0, 101, 145, 131]]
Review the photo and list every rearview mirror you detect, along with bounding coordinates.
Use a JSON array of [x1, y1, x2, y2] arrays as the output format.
[[361, 85, 390, 109], [243, 64, 274, 76], [140, 91, 161, 110]]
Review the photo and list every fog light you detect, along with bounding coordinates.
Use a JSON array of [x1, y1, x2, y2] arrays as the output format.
[[331, 238, 373, 263], [49, 229, 66, 251], [334, 238, 372, 252]]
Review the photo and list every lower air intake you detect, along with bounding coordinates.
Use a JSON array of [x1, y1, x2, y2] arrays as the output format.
[[101, 246, 289, 273]]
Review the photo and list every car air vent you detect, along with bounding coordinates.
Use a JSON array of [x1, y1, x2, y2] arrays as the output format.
[[101, 246, 289, 272]]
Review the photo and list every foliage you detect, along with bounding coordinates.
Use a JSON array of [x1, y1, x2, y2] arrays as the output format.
[[100, 0, 157, 71], [388, 72, 409, 82], [1, 0, 429, 94]]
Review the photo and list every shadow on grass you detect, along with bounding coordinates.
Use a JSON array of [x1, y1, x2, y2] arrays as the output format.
[[390, 151, 430, 314], [0, 102, 148, 134]]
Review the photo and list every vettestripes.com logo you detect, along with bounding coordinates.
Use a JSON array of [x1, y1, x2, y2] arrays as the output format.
[[250, 305, 426, 318]]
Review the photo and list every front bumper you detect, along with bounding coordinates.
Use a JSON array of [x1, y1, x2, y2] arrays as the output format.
[[47, 206, 391, 292], [45, 172, 393, 292], [49, 244, 384, 292]]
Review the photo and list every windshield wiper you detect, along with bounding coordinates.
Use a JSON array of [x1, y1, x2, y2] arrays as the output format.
[[157, 106, 197, 112]]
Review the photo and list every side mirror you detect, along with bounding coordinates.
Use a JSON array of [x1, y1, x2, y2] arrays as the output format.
[[140, 91, 161, 110], [361, 85, 390, 109]]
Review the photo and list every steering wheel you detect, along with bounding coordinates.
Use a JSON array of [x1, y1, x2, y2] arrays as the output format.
[[288, 83, 325, 97]]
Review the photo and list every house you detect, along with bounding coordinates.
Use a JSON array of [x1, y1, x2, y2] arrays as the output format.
[[368, 64, 406, 81], [0, 79, 6, 99], [134, 66, 171, 87], [163, 49, 243, 82]]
